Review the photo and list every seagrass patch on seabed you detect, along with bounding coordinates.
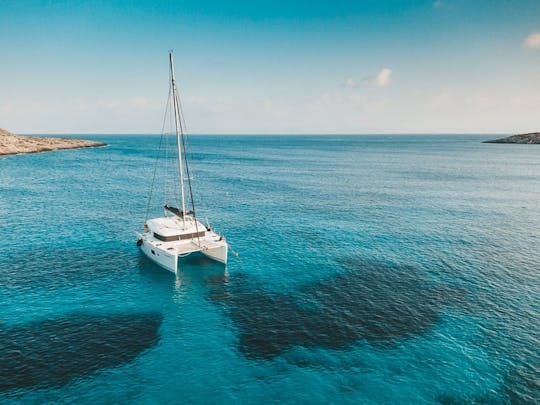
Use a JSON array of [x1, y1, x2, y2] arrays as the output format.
[[0, 312, 163, 391], [208, 258, 468, 359]]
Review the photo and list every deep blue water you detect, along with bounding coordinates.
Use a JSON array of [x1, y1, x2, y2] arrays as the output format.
[[1, 135, 539, 403]]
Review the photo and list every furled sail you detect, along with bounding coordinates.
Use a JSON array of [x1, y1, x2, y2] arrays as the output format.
[[164, 204, 194, 217]]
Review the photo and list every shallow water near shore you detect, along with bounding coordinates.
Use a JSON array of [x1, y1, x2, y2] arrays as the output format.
[[1, 134, 539, 403]]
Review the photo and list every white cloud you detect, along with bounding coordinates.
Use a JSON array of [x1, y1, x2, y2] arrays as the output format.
[[130, 97, 149, 108], [343, 68, 393, 90], [373, 68, 393, 87], [433, 1, 443, 8], [523, 32, 540, 49], [343, 78, 360, 88]]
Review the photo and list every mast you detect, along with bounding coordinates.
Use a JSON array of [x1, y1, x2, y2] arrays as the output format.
[[169, 51, 187, 224]]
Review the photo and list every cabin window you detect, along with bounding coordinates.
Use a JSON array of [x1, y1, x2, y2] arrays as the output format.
[[154, 233, 175, 242], [153, 231, 205, 242]]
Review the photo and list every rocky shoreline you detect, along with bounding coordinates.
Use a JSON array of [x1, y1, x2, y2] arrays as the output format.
[[483, 132, 540, 144], [0, 128, 106, 156]]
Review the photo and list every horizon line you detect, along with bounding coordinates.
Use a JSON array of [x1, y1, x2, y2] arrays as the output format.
[[17, 132, 512, 136]]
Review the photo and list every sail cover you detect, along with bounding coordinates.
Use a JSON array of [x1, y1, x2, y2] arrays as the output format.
[[164, 204, 194, 217]]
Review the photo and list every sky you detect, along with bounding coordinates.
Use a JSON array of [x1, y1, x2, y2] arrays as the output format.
[[1, 0, 539, 134]]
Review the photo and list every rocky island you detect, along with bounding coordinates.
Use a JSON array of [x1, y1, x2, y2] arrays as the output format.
[[483, 132, 540, 144], [0, 128, 106, 156]]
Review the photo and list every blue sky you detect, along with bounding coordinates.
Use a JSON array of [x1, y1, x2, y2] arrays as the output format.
[[1, 0, 539, 134]]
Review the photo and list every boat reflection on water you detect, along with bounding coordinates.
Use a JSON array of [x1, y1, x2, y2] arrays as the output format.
[[138, 251, 230, 297]]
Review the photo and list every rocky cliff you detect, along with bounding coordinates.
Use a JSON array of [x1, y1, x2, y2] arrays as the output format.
[[483, 133, 540, 144], [0, 128, 106, 156]]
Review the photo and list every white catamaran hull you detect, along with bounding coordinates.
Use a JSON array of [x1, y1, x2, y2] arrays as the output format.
[[138, 215, 228, 273], [201, 246, 228, 264], [139, 238, 179, 273], [139, 237, 228, 273]]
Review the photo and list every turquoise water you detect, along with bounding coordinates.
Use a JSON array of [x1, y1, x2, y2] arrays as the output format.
[[1, 135, 538, 403]]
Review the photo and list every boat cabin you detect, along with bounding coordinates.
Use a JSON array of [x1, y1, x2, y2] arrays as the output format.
[[146, 216, 206, 243]]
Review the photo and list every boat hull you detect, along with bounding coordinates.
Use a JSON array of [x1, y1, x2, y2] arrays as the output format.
[[139, 238, 178, 273], [138, 231, 228, 273], [201, 244, 228, 264]]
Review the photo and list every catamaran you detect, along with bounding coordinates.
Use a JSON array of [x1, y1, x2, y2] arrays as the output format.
[[137, 51, 228, 273]]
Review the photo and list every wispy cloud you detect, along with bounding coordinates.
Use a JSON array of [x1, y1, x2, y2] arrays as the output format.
[[343, 68, 393, 89], [433, 1, 443, 9], [373, 68, 393, 87], [523, 32, 540, 49], [130, 97, 149, 108], [343, 78, 360, 89]]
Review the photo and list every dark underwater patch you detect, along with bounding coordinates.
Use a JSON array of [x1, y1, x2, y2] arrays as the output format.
[[0, 312, 162, 391], [209, 258, 467, 359], [436, 392, 501, 404], [503, 364, 540, 404]]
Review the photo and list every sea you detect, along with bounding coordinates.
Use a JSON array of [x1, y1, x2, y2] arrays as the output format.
[[0, 135, 538, 404]]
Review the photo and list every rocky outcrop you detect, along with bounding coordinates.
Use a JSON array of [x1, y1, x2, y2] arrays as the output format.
[[483, 133, 540, 144], [0, 128, 106, 156]]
